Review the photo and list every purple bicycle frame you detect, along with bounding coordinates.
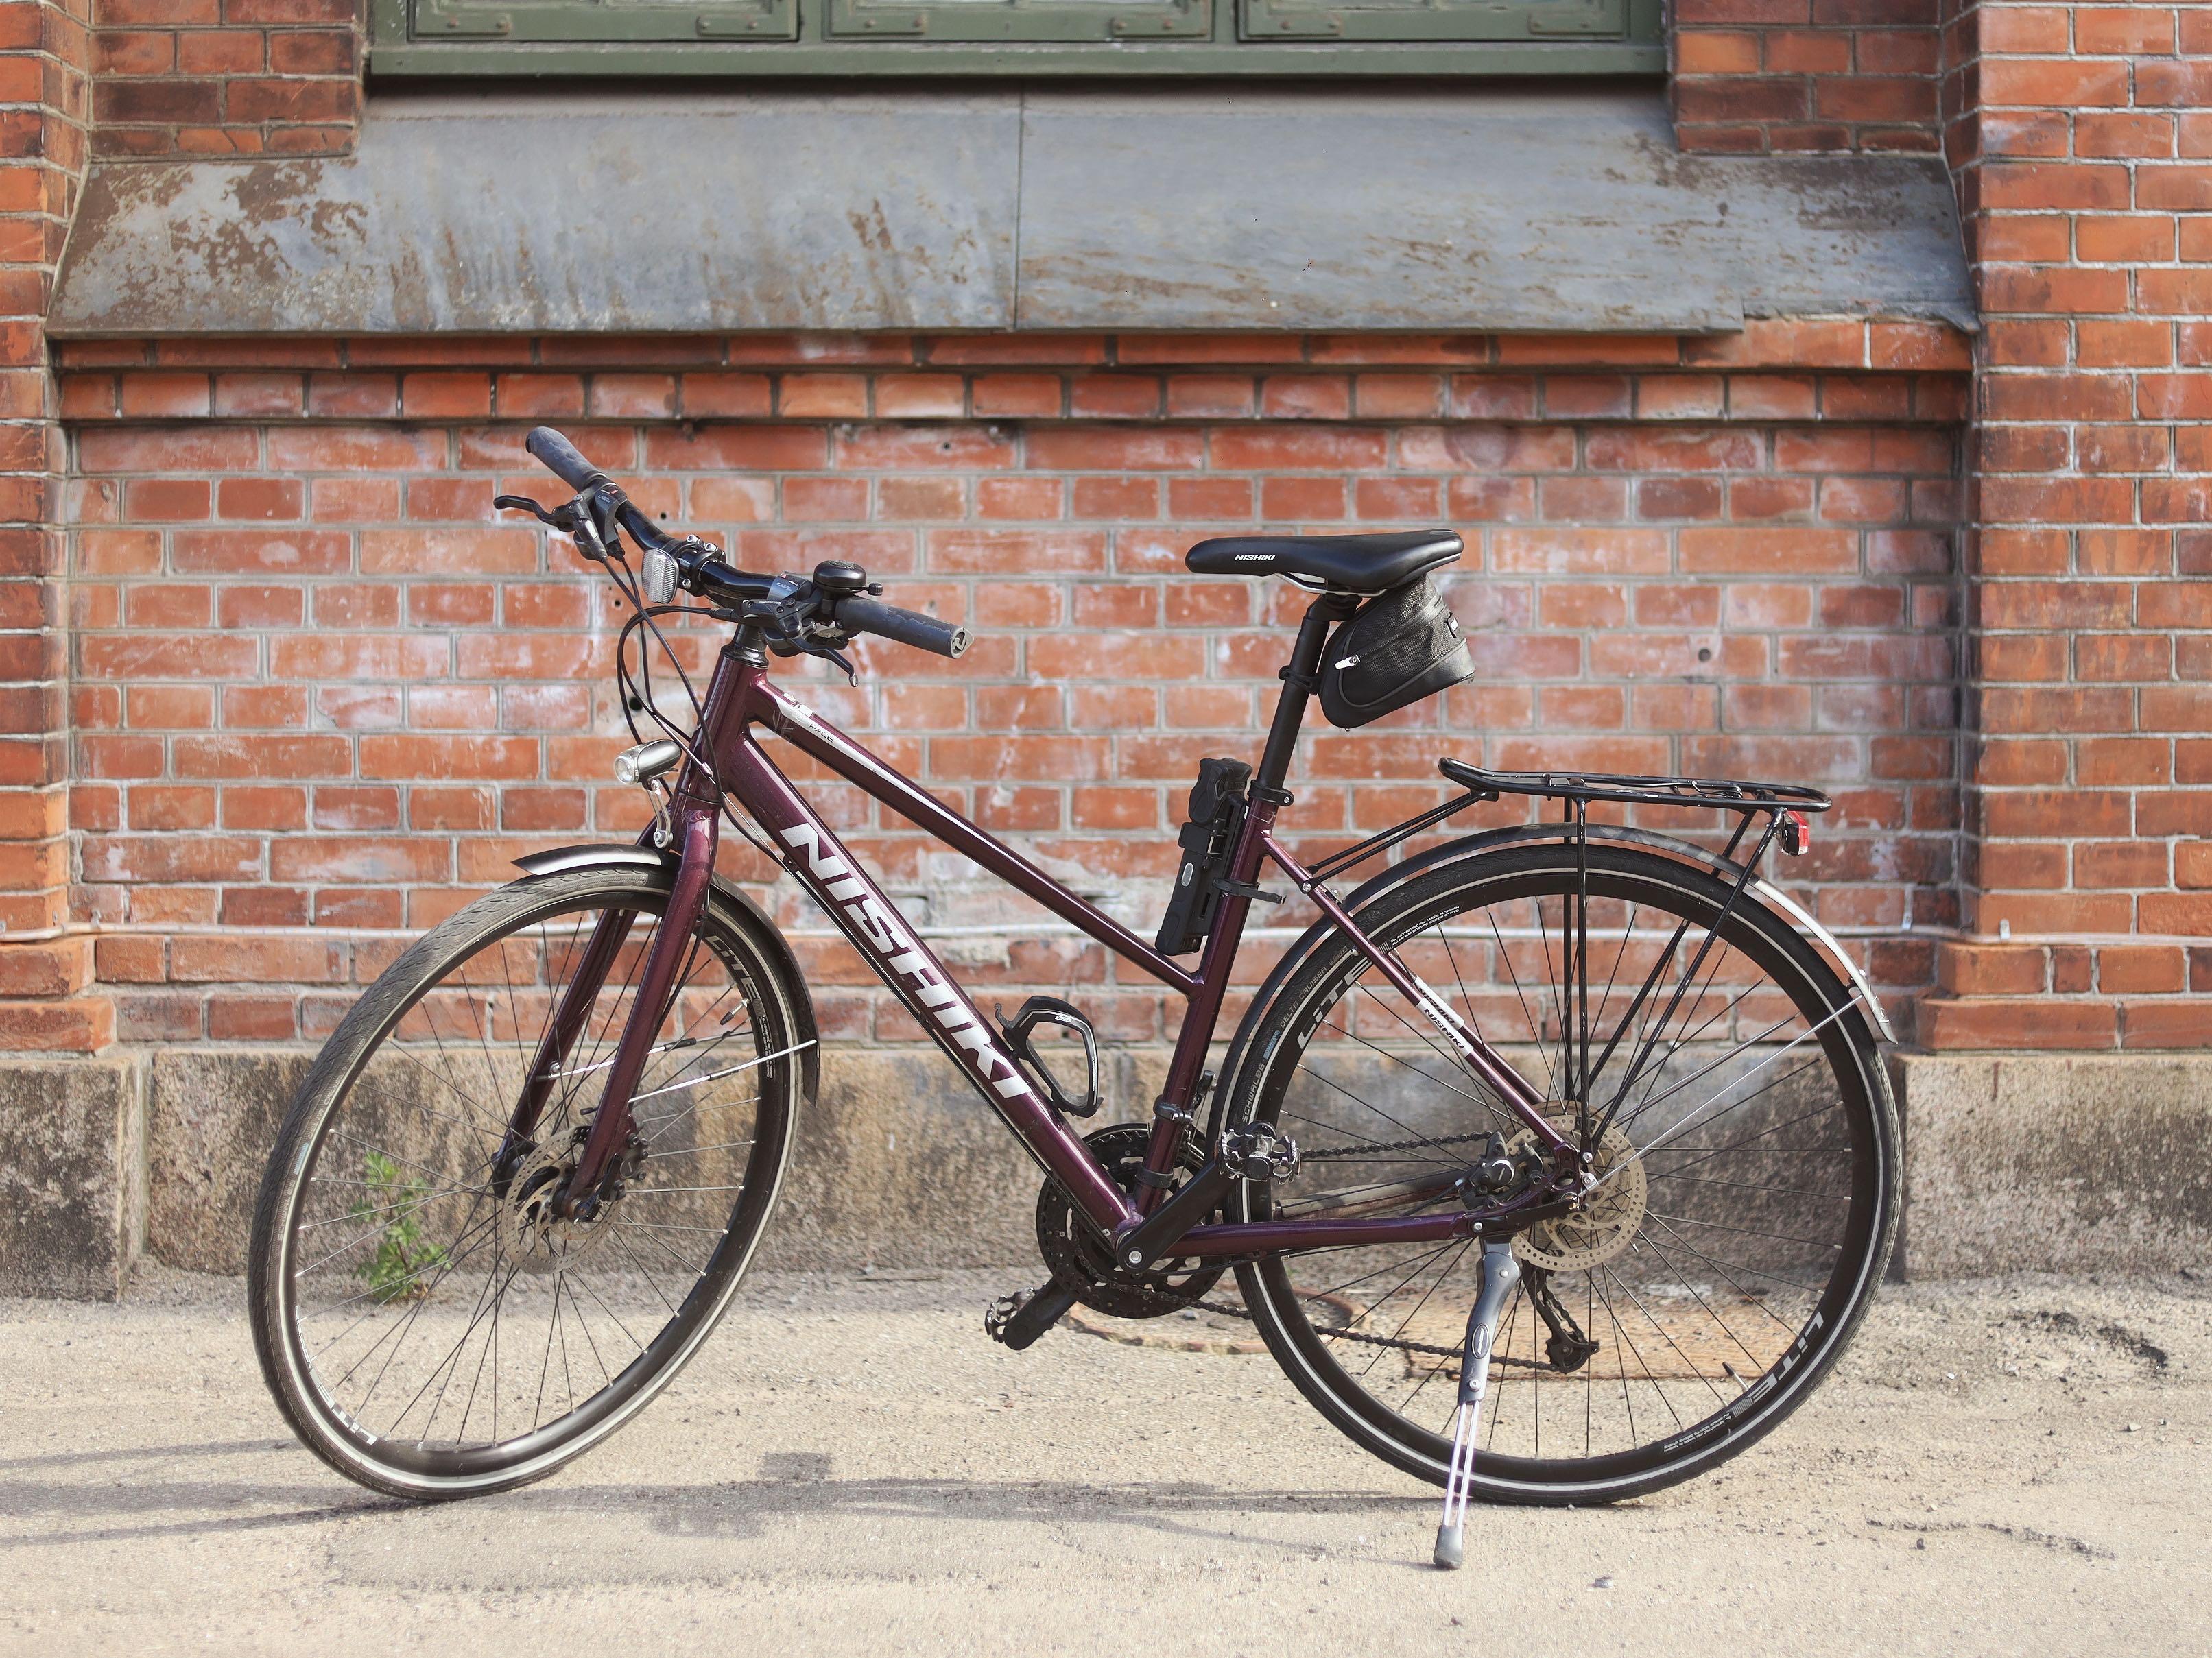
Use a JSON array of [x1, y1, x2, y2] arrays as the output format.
[[556, 646, 1571, 1263]]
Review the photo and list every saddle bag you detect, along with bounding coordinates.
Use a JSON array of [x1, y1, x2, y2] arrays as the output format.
[[1318, 576, 1475, 730], [1154, 758, 1252, 956]]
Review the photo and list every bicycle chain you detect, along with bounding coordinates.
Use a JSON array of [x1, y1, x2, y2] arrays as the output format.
[[1299, 1130, 1493, 1162], [1204, 1128, 1554, 1371]]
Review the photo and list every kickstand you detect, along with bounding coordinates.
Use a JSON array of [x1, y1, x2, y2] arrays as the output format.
[[1434, 1238, 1521, 1570]]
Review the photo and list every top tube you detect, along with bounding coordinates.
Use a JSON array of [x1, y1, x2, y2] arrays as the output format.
[[742, 675, 1204, 998]]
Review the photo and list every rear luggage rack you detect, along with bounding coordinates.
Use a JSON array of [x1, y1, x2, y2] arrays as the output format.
[[1308, 760, 1830, 885], [1437, 759, 1832, 816]]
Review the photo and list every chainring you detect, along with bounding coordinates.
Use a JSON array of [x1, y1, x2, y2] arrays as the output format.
[[1036, 1123, 1224, 1318]]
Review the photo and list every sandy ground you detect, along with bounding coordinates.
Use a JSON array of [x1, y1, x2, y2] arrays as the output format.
[[2, 1265, 2207, 1657]]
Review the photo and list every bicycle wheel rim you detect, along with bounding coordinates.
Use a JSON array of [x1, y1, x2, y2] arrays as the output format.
[[1230, 846, 1894, 1500], [259, 874, 802, 1493]]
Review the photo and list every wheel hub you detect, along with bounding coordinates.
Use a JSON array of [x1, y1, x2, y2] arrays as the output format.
[[506, 1127, 641, 1265], [1507, 1108, 1646, 1272]]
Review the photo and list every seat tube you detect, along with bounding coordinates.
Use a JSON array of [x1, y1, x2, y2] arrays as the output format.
[[1135, 591, 1358, 1205], [1254, 592, 1357, 797]]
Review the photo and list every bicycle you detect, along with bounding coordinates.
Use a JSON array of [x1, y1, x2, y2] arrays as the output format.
[[248, 426, 1900, 1569]]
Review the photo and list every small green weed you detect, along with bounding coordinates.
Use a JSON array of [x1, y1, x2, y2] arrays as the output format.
[[350, 1151, 451, 1303]]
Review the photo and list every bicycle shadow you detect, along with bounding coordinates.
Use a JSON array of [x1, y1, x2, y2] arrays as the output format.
[[0, 1437, 1431, 1559]]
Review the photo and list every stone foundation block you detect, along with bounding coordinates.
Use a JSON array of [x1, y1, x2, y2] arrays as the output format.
[[0, 1055, 147, 1298], [1896, 1051, 2212, 1277]]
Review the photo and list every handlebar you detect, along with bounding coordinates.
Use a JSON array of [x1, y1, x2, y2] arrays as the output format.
[[522, 424, 969, 660], [832, 596, 972, 660], [525, 426, 608, 493]]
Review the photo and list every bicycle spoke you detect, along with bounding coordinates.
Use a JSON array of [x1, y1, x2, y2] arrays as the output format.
[[267, 880, 794, 1489]]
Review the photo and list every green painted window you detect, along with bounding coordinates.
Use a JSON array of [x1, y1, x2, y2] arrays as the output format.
[[373, 0, 1663, 70], [412, 0, 800, 40], [1241, 0, 1630, 40]]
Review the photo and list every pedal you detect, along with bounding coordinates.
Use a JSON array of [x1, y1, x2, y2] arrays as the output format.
[[995, 996, 1102, 1118], [984, 1282, 1078, 1351], [1222, 1121, 1300, 1183]]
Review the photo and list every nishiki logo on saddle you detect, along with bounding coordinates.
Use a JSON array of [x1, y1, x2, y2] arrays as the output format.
[[778, 821, 1038, 1105]]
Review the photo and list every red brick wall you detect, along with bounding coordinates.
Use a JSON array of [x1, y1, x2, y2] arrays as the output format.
[[1918, 0, 2212, 1048], [1, 2, 2201, 1058], [0, 0, 107, 1050], [89, 0, 356, 158], [54, 328, 1970, 1044], [1674, 0, 1944, 153]]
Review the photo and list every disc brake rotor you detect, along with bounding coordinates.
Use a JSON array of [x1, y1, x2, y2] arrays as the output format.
[[1506, 1111, 1647, 1272], [506, 1134, 624, 1266]]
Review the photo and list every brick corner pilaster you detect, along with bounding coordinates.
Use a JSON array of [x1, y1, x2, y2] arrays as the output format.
[[1, 0, 110, 1055]]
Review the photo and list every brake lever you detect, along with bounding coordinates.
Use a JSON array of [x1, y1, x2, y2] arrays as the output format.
[[492, 493, 577, 531], [495, 492, 610, 564], [765, 627, 859, 687], [744, 586, 859, 687], [570, 510, 609, 564], [807, 640, 859, 686]]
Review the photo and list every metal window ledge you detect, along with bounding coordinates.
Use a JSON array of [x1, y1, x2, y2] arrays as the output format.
[[49, 86, 1973, 339]]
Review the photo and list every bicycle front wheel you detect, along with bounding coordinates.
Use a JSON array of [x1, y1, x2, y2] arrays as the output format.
[[248, 864, 812, 1501], [1226, 843, 1898, 1505]]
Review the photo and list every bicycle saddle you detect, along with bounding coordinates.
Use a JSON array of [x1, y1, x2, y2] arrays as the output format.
[[1183, 529, 1462, 592]]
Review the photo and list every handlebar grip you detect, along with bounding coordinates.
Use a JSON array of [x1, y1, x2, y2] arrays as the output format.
[[526, 426, 608, 493], [836, 597, 972, 659]]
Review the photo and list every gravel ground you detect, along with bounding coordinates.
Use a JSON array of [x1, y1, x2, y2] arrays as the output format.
[[4, 1265, 2207, 1657]]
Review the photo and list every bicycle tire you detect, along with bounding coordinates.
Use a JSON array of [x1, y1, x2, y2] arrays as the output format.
[[248, 864, 813, 1502], [1226, 843, 1899, 1506]]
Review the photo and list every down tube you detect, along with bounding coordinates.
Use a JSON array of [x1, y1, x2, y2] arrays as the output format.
[[720, 730, 1137, 1234]]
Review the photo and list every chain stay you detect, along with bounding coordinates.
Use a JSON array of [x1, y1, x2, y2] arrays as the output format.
[[1253, 1128, 1541, 1370]]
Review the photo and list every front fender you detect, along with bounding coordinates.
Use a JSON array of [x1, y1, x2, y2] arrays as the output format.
[[514, 843, 669, 879], [1206, 822, 1895, 1140]]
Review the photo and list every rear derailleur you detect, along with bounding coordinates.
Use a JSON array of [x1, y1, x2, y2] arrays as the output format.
[[1456, 1131, 1598, 1374], [1525, 1269, 1600, 1374]]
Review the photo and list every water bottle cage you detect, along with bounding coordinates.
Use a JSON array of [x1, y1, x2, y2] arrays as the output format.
[[995, 996, 1102, 1118]]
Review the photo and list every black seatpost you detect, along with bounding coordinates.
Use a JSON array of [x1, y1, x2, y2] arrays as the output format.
[[1255, 592, 1360, 797]]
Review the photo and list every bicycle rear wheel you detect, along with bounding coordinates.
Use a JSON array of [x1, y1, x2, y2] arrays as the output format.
[[248, 864, 812, 1501], [1226, 843, 1897, 1505]]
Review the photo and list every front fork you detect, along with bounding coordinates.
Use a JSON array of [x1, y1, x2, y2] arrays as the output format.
[[497, 795, 721, 1216]]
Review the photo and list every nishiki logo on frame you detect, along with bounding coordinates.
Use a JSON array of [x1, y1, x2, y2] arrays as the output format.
[[778, 822, 1038, 1105]]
